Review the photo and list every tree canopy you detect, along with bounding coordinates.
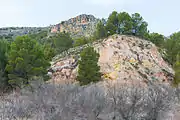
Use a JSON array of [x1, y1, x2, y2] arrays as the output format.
[[50, 32, 73, 53], [148, 33, 165, 47], [77, 46, 101, 85], [0, 40, 9, 90], [5, 36, 50, 88], [95, 11, 148, 39], [118, 12, 132, 34], [95, 20, 107, 39], [164, 32, 180, 65], [131, 13, 148, 37]]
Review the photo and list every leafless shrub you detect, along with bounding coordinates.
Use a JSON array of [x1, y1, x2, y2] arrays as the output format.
[[0, 80, 178, 120], [103, 82, 176, 120]]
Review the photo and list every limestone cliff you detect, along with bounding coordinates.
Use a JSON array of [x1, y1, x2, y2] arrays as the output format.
[[48, 35, 174, 85], [50, 14, 99, 38]]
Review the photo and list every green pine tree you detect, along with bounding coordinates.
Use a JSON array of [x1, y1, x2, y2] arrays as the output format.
[[73, 37, 88, 47], [51, 32, 73, 53], [106, 11, 119, 36], [77, 46, 101, 85], [5, 36, 50, 88], [95, 20, 107, 39], [131, 13, 148, 38], [164, 32, 180, 65], [0, 40, 9, 90], [173, 54, 180, 86], [118, 12, 132, 34]]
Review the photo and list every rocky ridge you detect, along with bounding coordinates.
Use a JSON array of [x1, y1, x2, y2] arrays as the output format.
[[0, 27, 48, 38], [49, 35, 174, 85], [50, 14, 100, 38]]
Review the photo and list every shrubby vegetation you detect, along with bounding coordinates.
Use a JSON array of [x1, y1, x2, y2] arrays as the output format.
[[147, 33, 165, 48], [73, 37, 89, 47], [49, 32, 73, 54], [0, 80, 177, 120]]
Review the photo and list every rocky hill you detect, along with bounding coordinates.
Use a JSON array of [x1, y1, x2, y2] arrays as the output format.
[[0, 27, 48, 38], [0, 14, 101, 38], [0, 35, 178, 120], [50, 14, 100, 38], [48, 35, 174, 85]]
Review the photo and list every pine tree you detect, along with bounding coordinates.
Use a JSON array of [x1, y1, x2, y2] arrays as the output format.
[[51, 32, 73, 53], [106, 11, 119, 36], [164, 32, 180, 65], [77, 46, 101, 85], [95, 20, 107, 39], [5, 36, 50, 88], [173, 54, 180, 86], [131, 13, 148, 37], [118, 12, 132, 34], [148, 33, 165, 47], [0, 40, 9, 90]]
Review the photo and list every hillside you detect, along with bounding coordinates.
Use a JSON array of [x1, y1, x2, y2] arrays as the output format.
[[0, 10, 179, 120], [0, 27, 49, 39], [49, 35, 174, 85], [0, 35, 178, 120], [50, 14, 101, 38], [0, 14, 101, 39]]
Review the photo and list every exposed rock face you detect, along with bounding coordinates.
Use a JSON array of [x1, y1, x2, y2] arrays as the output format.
[[49, 35, 174, 85], [50, 14, 99, 38]]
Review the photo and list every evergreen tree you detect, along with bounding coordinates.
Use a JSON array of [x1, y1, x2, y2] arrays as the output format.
[[43, 43, 55, 61], [50, 32, 73, 53], [95, 20, 107, 39], [0, 40, 9, 89], [5, 36, 50, 88], [131, 13, 148, 37], [77, 46, 101, 85], [118, 12, 132, 34], [164, 32, 180, 65], [29, 30, 48, 44], [106, 11, 119, 36], [173, 54, 180, 86], [148, 33, 165, 47], [73, 37, 88, 47]]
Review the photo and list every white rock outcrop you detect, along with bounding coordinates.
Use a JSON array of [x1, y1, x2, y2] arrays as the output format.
[[49, 35, 174, 85]]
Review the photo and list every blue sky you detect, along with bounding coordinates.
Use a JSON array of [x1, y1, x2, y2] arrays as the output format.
[[0, 0, 180, 36]]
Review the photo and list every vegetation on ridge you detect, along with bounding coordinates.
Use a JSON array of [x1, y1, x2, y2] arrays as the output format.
[[0, 10, 179, 90]]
